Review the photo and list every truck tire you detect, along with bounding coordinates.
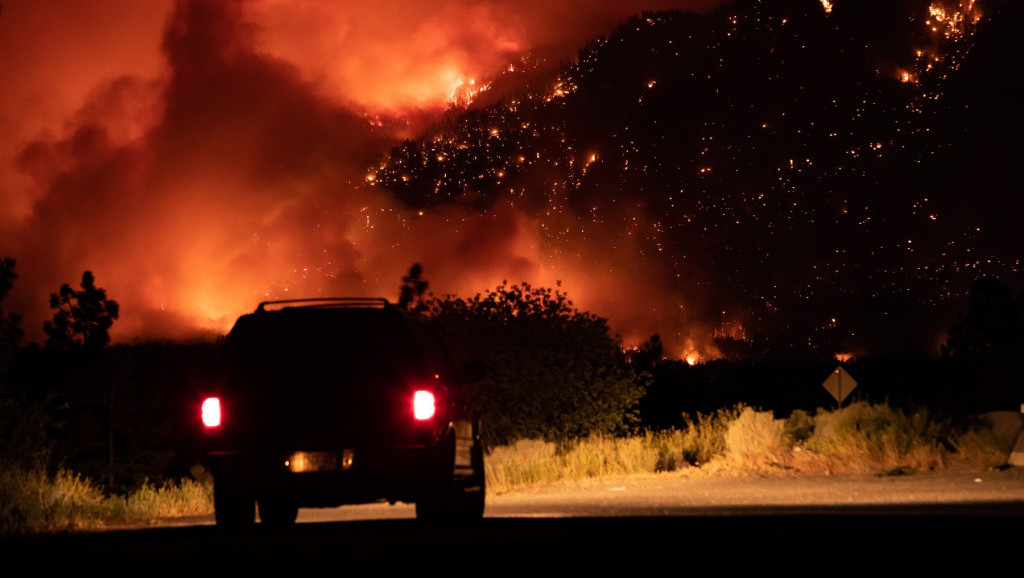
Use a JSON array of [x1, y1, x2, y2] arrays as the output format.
[[214, 474, 256, 528], [258, 493, 299, 527], [415, 431, 485, 522]]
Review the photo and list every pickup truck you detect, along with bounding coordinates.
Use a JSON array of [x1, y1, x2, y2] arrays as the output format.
[[199, 298, 484, 526]]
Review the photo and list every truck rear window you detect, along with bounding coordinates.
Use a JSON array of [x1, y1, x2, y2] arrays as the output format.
[[221, 309, 427, 396]]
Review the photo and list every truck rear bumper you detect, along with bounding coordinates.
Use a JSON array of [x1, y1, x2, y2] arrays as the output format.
[[204, 445, 442, 507]]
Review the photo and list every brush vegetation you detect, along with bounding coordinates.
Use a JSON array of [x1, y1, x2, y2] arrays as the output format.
[[485, 402, 1018, 493], [0, 467, 212, 536]]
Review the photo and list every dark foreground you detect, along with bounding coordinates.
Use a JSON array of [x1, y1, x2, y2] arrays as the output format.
[[3, 505, 1020, 576]]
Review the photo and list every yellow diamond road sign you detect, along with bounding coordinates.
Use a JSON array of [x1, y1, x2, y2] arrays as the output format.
[[822, 365, 857, 404]]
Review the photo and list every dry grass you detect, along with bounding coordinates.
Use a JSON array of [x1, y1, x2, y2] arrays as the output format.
[[0, 468, 213, 536], [0, 468, 107, 535], [721, 407, 790, 472], [794, 402, 947, 474], [107, 478, 214, 522], [485, 435, 666, 492], [948, 412, 1022, 470], [485, 402, 1019, 490]]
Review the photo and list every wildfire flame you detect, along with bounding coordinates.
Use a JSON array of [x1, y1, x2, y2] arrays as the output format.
[[679, 338, 704, 365], [448, 77, 493, 108]]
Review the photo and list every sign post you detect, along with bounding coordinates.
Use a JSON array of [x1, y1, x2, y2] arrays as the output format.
[[822, 365, 857, 408]]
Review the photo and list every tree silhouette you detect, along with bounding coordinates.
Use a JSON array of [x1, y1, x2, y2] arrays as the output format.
[[44, 271, 120, 352], [0, 257, 23, 369], [941, 275, 1024, 359], [397, 263, 429, 312], [0, 257, 52, 474], [628, 334, 664, 371]]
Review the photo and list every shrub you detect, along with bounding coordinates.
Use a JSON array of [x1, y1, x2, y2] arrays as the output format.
[[678, 405, 744, 466], [428, 282, 646, 447], [783, 409, 815, 446], [802, 402, 947, 473], [947, 412, 1021, 469], [723, 407, 788, 471]]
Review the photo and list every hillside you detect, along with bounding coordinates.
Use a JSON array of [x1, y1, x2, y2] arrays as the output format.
[[365, 0, 1023, 359]]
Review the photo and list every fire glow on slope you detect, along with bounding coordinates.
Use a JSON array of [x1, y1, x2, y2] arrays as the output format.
[[1, 0, 724, 344]]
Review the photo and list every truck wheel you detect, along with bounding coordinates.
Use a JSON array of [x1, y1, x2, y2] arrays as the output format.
[[258, 494, 299, 527], [214, 475, 256, 528], [416, 433, 485, 522], [461, 436, 486, 519]]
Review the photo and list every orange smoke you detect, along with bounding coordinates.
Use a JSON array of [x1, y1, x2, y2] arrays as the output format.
[[244, 0, 722, 114], [1, 0, 724, 346], [246, 1, 524, 113]]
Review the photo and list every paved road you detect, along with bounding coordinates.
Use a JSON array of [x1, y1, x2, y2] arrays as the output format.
[[282, 467, 1024, 520], [5, 469, 1023, 576]]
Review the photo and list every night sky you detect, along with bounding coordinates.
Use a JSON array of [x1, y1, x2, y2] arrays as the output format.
[[1, 0, 1021, 361]]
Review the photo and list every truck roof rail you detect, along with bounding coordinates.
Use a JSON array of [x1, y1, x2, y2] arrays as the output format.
[[255, 297, 392, 313]]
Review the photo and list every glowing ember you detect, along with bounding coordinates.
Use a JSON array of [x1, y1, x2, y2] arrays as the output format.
[[926, 1, 982, 41]]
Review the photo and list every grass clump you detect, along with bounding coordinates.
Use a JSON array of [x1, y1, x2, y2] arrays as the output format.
[[560, 435, 661, 478], [106, 478, 213, 522], [0, 467, 213, 536], [722, 407, 789, 472], [484, 439, 562, 491], [677, 406, 744, 467], [947, 412, 1022, 470], [485, 406, 747, 491], [486, 435, 664, 493], [0, 468, 108, 536]]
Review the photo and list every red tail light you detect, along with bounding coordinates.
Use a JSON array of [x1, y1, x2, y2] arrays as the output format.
[[202, 397, 222, 428], [412, 390, 435, 421]]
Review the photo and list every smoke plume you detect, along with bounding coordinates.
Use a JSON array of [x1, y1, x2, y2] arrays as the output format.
[[1, 0, 720, 345]]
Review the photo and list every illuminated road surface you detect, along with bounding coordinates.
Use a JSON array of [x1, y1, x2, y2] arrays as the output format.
[[6, 470, 1023, 575], [285, 468, 1024, 522]]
